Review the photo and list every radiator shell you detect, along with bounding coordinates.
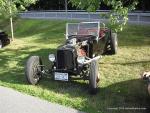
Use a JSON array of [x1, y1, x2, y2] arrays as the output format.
[[56, 45, 77, 70]]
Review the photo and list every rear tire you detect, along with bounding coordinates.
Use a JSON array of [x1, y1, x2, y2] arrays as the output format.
[[104, 33, 118, 55], [89, 59, 100, 94], [25, 56, 42, 85], [110, 33, 118, 54]]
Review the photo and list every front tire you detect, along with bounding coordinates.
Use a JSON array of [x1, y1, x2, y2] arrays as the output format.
[[0, 40, 2, 48], [89, 59, 100, 94], [25, 56, 42, 85], [148, 83, 150, 95]]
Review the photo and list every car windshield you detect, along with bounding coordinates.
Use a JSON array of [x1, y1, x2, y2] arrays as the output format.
[[66, 22, 99, 39]]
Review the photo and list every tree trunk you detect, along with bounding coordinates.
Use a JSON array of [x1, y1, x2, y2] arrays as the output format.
[[10, 17, 14, 41], [9, 0, 14, 41], [65, 0, 68, 18]]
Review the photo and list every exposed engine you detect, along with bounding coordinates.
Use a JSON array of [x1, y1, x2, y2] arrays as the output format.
[[77, 48, 86, 57]]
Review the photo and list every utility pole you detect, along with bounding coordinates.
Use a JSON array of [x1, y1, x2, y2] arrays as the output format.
[[9, 0, 14, 41]]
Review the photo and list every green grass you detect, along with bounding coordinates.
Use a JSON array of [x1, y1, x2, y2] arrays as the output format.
[[0, 19, 150, 113]]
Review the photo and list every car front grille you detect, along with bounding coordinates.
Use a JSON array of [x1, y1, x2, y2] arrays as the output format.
[[56, 49, 74, 70]]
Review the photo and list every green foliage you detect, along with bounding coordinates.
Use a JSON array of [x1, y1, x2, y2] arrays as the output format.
[[0, 0, 37, 19], [70, 0, 138, 32]]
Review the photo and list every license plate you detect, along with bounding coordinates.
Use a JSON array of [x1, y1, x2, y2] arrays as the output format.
[[54, 72, 68, 81]]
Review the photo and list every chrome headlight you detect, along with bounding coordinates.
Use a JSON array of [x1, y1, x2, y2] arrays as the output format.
[[48, 54, 55, 62], [77, 56, 85, 64]]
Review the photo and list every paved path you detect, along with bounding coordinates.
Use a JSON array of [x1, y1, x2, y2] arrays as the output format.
[[0, 86, 85, 113]]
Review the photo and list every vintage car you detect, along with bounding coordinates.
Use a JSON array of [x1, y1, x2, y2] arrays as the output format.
[[0, 31, 10, 48], [25, 22, 118, 94]]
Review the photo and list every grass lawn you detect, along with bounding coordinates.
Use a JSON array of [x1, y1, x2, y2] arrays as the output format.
[[0, 19, 150, 113]]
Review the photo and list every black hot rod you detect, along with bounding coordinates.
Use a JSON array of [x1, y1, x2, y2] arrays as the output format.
[[0, 31, 10, 48], [25, 22, 118, 94]]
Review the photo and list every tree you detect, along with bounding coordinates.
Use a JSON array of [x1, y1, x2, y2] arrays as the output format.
[[0, 0, 37, 40], [70, 0, 138, 32]]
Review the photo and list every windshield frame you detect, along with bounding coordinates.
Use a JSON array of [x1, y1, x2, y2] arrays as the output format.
[[66, 22, 100, 40]]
